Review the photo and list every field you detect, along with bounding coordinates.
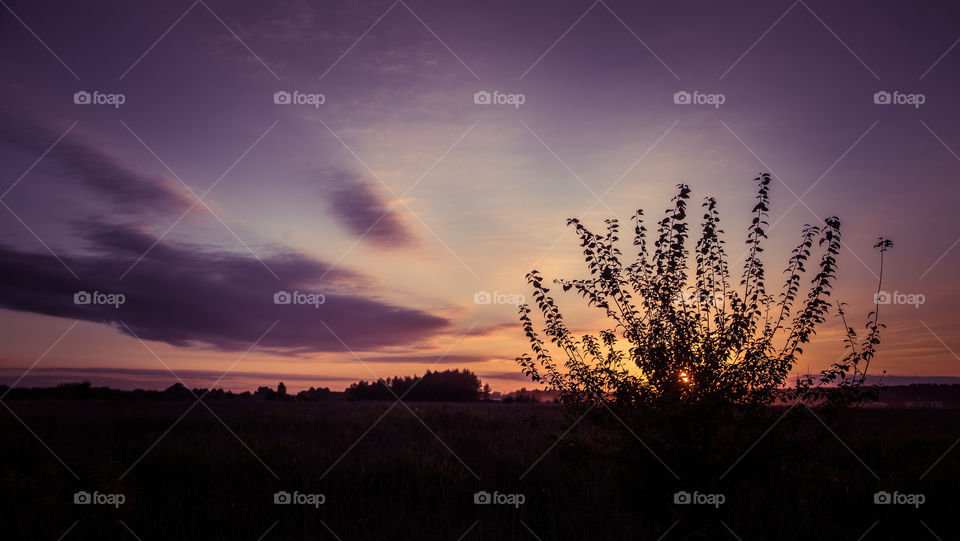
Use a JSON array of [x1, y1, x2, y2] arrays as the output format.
[[2, 400, 958, 540]]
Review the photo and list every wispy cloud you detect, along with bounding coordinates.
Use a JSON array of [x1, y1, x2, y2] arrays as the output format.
[[355, 354, 492, 364], [316, 169, 414, 247], [0, 366, 360, 390], [0, 115, 194, 216]]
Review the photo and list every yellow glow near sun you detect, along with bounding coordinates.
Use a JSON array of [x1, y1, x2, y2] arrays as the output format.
[[680, 371, 690, 384]]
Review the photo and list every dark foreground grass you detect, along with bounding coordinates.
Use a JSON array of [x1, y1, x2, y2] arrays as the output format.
[[1, 400, 958, 540]]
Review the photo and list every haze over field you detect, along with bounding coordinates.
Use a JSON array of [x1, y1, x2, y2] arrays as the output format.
[[1, 0, 959, 392]]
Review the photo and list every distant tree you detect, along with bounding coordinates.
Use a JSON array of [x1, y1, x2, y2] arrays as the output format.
[[346, 369, 483, 401], [254, 385, 277, 400], [345, 379, 394, 401], [481, 383, 492, 400], [163, 382, 192, 399], [55, 381, 93, 399], [205, 388, 227, 399], [277, 382, 287, 399], [296, 386, 332, 401], [517, 174, 891, 415], [502, 388, 557, 404]]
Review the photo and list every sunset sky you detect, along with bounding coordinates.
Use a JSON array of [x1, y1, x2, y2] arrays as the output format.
[[1, 0, 959, 392]]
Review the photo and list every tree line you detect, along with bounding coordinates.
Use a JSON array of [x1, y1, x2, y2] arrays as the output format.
[[345, 368, 483, 401], [0, 369, 491, 402]]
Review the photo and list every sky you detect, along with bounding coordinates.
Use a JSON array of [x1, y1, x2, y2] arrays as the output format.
[[0, 0, 958, 392]]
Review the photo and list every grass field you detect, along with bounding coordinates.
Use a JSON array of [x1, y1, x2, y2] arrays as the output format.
[[1, 400, 958, 540]]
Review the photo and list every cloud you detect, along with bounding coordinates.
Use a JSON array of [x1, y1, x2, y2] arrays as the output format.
[[469, 321, 520, 337], [317, 170, 414, 247], [0, 223, 447, 353], [0, 115, 193, 215], [356, 354, 492, 364], [0, 366, 360, 391], [474, 370, 534, 382], [232, 0, 322, 43]]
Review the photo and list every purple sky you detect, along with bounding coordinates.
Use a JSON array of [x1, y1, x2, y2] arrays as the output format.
[[1, 0, 959, 391]]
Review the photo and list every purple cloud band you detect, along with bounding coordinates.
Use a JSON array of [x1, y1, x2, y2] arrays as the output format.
[[0, 223, 448, 353]]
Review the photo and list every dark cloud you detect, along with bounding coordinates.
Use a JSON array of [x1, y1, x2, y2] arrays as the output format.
[[0, 115, 193, 215], [317, 170, 414, 247], [0, 223, 448, 353]]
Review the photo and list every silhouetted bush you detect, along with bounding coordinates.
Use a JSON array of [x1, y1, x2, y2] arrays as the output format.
[[517, 174, 892, 415]]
